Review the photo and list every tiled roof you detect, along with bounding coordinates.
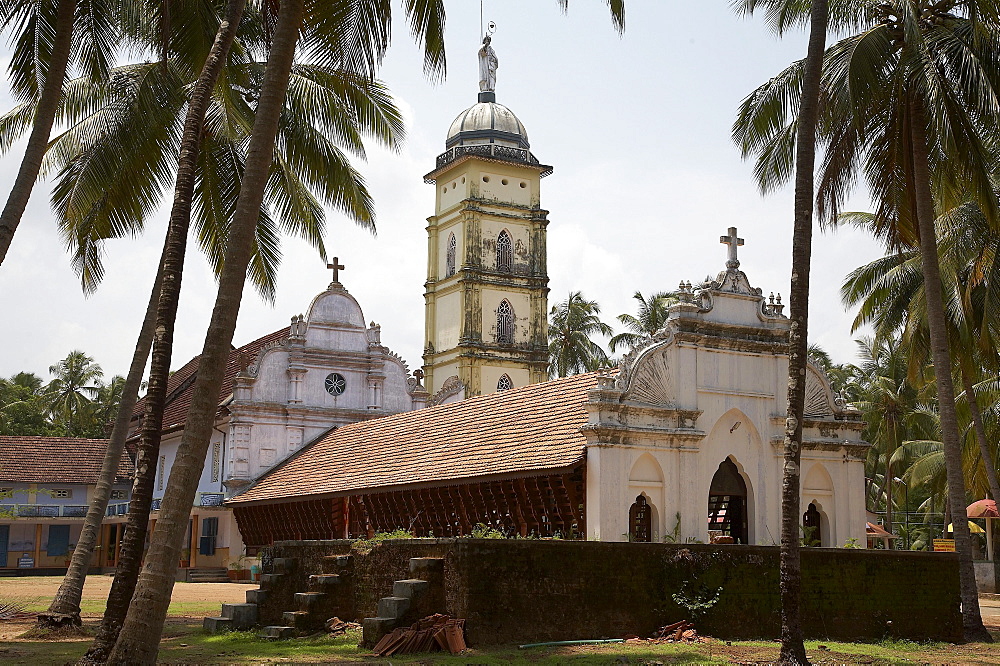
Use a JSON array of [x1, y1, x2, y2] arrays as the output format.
[[0, 436, 134, 485], [230, 372, 599, 505], [129, 327, 290, 438]]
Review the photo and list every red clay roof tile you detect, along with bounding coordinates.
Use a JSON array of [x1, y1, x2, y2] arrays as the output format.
[[229, 372, 600, 505], [0, 436, 134, 485]]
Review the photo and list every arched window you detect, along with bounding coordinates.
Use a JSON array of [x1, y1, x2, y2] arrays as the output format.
[[496, 230, 513, 272], [497, 374, 513, 391], [445, 233, 457, 277], [496, 299, 515, 344]]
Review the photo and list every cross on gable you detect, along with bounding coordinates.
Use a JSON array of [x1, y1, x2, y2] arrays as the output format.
[[720, 227, 744, 269], [327, 257, 345, 282]]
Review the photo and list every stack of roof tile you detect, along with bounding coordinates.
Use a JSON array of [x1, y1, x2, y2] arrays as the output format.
[[371, 614, 466, 656]]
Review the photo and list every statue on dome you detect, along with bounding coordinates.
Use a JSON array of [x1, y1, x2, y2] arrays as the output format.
[[478, 35, 498, 93]]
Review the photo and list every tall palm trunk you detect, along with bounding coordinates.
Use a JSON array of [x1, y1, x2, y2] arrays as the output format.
[[780, 1, 828, 663], [0, 0, 76, 266], [39, 250, 164, 629], [961, 366, 1000, 504], [106, 1, 303, 662], [82, 2, 247, 661], [910, 97, 990, 642]]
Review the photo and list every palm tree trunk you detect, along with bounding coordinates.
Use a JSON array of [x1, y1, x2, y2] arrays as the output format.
[[779, 1, 827, 663], [0, 0, 76, 266], [106, 1, 302, 662], [38, 245, 164, 629], [82, 2, 247, 661], [961, 366, 1000, 504], [910, 97, 991, 642]]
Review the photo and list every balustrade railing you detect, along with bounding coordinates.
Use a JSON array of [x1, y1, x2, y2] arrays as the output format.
[[0, 504, 91, 518]]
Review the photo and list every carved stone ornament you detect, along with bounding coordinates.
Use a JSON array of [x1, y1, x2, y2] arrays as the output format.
[[428, 375, 466, 407], [616, 330, 675, 406], [803, 362, 841, 418]]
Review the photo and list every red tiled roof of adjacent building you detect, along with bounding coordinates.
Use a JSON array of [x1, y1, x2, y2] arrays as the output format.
[[229, 372, 600, 505], [129, 327, 290, 438], [0, 436, 134, 484]]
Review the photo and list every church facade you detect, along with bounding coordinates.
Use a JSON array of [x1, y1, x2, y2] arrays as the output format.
[[133, 277, 428, 574]]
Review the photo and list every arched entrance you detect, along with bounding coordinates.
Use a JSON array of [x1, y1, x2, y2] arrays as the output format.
[[708, 458, 749, 544], [628, 495, 652, 542], [803, 502, 822, 547]]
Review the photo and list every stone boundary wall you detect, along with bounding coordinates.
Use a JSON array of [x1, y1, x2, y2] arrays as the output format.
[[265, 539, 961, 644]]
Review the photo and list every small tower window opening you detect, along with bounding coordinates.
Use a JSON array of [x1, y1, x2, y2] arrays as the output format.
[[496, 299, 515, 344], [497, 374, 513, 391], [496, 230, 513, 272], [445, 233, 457, 277]]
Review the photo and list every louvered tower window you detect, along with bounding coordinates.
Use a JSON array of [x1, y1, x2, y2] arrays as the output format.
[[496, 299, 515, 344], [497, 374, 513, 391], [445, 232, 457, 277], [496, 230, 513, 272]]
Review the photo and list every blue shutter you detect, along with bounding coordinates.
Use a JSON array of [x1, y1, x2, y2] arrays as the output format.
[[47, 525, 70, 557], [0, 525, 8, 566]]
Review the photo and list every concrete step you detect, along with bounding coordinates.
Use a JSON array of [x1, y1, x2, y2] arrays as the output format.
[[362, 616, 397, 646], [220, 603, 257, 629], [294, 592, 326, 609], [259, 625, 295, 640], [273, 557, 298, 574], [187, 568, 230, 583], [259, 573, 285, 588], [203, 616, 233, 633], [392, 579, 430, 599], [377, 595, 410, 619], [409, 557, 444, 576], [309, 574, 341, 590], [246, 588, 268, 604], [282, 610, 312, 630]]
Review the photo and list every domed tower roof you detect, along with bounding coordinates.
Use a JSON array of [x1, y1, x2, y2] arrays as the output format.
[[445, 98, 530, 150], [426, 92, 552, 182]]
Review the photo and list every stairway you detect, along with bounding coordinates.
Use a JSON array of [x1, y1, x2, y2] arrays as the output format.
[[186, 567, 229, 583], [362, 557, 444, 647], [258, 554, 354, 639]]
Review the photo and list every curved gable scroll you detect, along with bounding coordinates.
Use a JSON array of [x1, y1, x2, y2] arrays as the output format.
[[619, 340, 675, 407], [804, 362, 840, 419]]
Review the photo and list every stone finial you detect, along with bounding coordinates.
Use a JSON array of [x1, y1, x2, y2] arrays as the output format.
[[720, 227, 745, 270]]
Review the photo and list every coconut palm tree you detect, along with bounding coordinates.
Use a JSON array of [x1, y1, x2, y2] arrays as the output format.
[[549, 292, 613, 377], [842, 212, 1000, 507], [733, 1, 1000, 641], [608, 291, 676, 353], [45, 350, 103, 436], [733, 0, 831, 660], [0, 0, 118, 266]]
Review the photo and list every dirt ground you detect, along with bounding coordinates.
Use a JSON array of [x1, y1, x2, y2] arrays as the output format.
[[0, 574, 248, 639]]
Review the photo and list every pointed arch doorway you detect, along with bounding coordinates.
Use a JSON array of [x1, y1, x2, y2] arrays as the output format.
[[708, 458, 750, 544]]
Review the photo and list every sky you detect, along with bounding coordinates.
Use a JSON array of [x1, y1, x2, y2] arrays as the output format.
[[0, 1, 887, 382]]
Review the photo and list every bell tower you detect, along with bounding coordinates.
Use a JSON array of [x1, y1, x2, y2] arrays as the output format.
[[422, 44, 551, 398]]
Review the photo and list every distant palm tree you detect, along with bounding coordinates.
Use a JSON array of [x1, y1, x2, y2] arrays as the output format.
[[45, 350, 103, 436], [609, 291, 676, 353], [549, 292, 613, 377]]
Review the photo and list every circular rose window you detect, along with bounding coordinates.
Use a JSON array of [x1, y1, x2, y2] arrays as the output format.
[[324, 372, 347, 395]]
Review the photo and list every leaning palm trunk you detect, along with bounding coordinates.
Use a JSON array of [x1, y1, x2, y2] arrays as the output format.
[[83, 1, 248, 661], [39, 254, 164, 629], [106, 1, 303, 662], [0, 0, 76, 266], [961, 367, 1000, 504], [910, 98, 990, 642], [779, 1, 827, 663]]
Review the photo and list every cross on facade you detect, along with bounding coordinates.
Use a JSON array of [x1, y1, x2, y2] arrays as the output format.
[[720, 227, 744, 269], [413, 369, 424, 382], [327, 257, 345, 282]]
